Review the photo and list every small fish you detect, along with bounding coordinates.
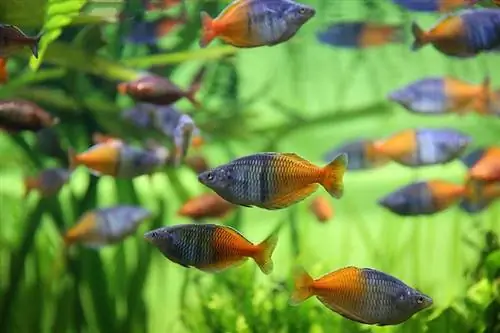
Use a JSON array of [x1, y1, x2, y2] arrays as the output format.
[[198, 152, 347, 210], [126, 15, 187, 45], [0, 24, 42, 58], [0, 58, 7, 84], [185, 154, 210, 174], [309, 197, 334, 223], [389, 77, 491, 115], [324, 139, 389, 171], [144, 223, 278, 274], [378, 180, 466, 216], [373, 128, 470, 167], [392, 0, 478, 12], [200, 0, 315, 48], [0, 100, 59, 133], [460, 178, 500, 213], [290, 266, 433, 326], [178, 193, 235, 219], [411, 9, 500, 58], [317, 22, 405, 49], [24, 168, 71, 197], [64, 206, 152, 247], [467, 147, 500, 181]]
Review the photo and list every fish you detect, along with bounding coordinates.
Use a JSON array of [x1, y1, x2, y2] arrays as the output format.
[[144, 223, 278, 274], [0, 58, 7, 84], [198, 152, 347, 210], [68, 141, 167, 178], [0, 24, 42, 58], [373, 128, 471, 167], [317, 22, 405, 49], [200, 0, 315, 48], [459, 178, 500, 213], [178, 193, 235, 219], [24, 168, 71, 197], [309, 197, 334, 223], [388, 77, 491, 115], [411, 9, 500, 58], [64, 206, 152, 247], [378, 180, 466, 216], [185, 154, 210, 174], [126, 15, 187, 45], [324, 139, 389, 171], [0, 100, 59, 133], [467, 147, 500, 181], [290, 266, 433, 326], [392, 0, 478, 12]]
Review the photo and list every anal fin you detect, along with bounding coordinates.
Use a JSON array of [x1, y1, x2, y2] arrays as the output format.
[[197, 257, 248, 273], [265, 184, 318, 210]]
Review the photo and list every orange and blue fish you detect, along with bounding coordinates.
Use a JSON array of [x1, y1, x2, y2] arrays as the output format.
[[460, 178, 500, 213], [324, 139, 389, 171], [126, 15, 187, 45], [317, 22, 405, 49], [389, 77, 491, 115], [462, 147, 500, 181], [392, 0, 478, 12], [378, 180, 466, 216], [144, 223, 278, 274], [198, 152, 347, 210], [24, 168, 71, 197], [64, 206, 152, 247], [373, 128, 471, 167], [411, 9, 500, 58], [290, 266, 433, 325], [200, 0, 315, 48]]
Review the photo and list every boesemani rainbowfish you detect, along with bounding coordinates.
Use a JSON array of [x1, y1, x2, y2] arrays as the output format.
[[178, 193, 235, 219], [373, 128, 470, 167], [378, 180, 466, 216], [462, 147, 500, 181], [392, 0, 478, 12], [0, 24, 42, 58], [64, 206, 152, 247], [411, 9, 500, 57], [24, 168, 71, 197], [324, 139, 389, 171], [317, 22, 405, 49], [290, 266, 433, 326], [198, 152, 347, 210], [389, 77, 491, 115], [199, 0, 315, 48], [309, 196, 334, 223], [0, 100, 59, 133], [459, 178, 500, 213], [144, 223, 278, 274]]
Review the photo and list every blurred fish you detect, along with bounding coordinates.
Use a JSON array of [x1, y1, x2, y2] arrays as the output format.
[[178, 193, 235, 219], [460, 178, 500, 213], [324, 139, 389, 171], [126, 15, 187, 45], [317, 22, 405, 49], [411, 9, 500, 57], [144, 223, 278, 274], [92, 132, 124, 145], [389, 77, 491, 115], [461, 147, 488, 168], [35, 128, 66, 161], [467, 147, 500, 181], [185, 154, 209, 174], [69, 141, 167, 178], [392, 0, 478, 12], [24, 168, 71, 197], [64, 206, 152, 247], [378, 180, 466, 216], [0, 58, 7, 84], [290, 266, 433, 325], [200, 0, 315, 48], [373, 128, 470, 167], [0, 100, 59, 133], [198, 153, 347, 210], [0, 24, 42, 58], [309, 197, 334, 223]]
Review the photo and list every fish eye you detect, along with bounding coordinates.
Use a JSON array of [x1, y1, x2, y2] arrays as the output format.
[[299, 7, 306, 14], [417, 296, 424, 304], [206, 172, 214, 181]]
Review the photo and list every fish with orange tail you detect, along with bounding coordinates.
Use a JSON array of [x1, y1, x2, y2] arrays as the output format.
[[199, 0, 315, 48], [460, 178, 500, 213], [290, 266, 433, 325], [324, 139, 389, 171], [178, 193, 235, 220], [0, 100, 59, 133], [144, 223, 278, 274], [24, 168, 71, 197], [64, 206, 152, 247], [379, 180, 466, 216], [198, 152, 347, 210], [373, 128, 470, 167], [309, 197, 334, 223], [463, 147, 500, 182]]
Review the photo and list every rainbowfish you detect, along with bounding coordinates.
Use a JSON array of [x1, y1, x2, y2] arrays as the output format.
[[0, 100, 59, 133], [200, 0, 315, 48], [463, 147, 500, 181], [392, 0, 478, 12], [324, 139, 389, 171], [198, 152, 347, 210], [64, 206, 152, 247], [24, 168, 71, 197], [317, 22, 405, 49], [411, 9, 500, 57], [144, 223, 278, 274], [389, 77, 491, 115], [460, 178, 500, 213], [290, 266, 433, 326], [0, 58, 7, 84], [178, 193, 235, 219], [373, 128, 470, 167], [126, 15, 187, 45], [379, 180, 466, 216], [0, 24, 42, 58], [309, 197, 334, 223]]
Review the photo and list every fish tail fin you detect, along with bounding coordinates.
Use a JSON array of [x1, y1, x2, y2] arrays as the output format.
[[187, 66, 206, 108], [200, 11, 216, 48], [290, 267, 314, 305], [254, 230, 279, 275], [31, 32, 43, 59], [411, 22, 427, 51], [68, 148, 79, 171], [321, 153, 348, 199]]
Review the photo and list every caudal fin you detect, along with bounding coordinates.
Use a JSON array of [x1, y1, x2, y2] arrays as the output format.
[[410, 22, 427, 51], [254, 230, 279, 275], [31, 32, 43, 59], [321, 153, 348, 199], [200, 11, 216, 48], [289, 267, 314, 305]]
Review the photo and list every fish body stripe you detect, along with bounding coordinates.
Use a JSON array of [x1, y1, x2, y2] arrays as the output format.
[[462, 9, 500, 53]]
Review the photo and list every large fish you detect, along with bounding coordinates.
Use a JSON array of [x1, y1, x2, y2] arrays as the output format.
[[324, 139, 389, 171], [0, 100, 59, 133], [392, 0, 478, 12]]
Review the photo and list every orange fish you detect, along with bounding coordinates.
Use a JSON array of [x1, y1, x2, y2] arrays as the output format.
[[178, 193, 235, 219], [0, 58, 7, 84], [309, 197, 334, 223], [469, 147, 500, 181]]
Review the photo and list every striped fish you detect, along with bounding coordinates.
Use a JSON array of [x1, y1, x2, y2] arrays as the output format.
[[323, 139, 389, 171]]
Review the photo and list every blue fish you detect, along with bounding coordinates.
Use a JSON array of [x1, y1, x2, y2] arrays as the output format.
[[392, 0, 478, 13]]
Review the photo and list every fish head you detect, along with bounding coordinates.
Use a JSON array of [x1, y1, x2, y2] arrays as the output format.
[[284, 2, 316, 26], [144, 226, 182, 257], [388, 88, 416, 110], [433, 130, 471, 159], [402, 289, 433, 313], [198, 165, 234, 195], [378, 192, 411, 216]]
